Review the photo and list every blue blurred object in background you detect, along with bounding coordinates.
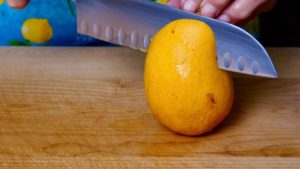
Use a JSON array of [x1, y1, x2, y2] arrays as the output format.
[[0, 0, 112, 46]]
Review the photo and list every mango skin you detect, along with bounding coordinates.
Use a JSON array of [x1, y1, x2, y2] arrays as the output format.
[[144, 19, 234, 136]]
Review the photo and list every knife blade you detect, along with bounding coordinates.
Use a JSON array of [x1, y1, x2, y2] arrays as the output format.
[[75, 0, 277, 78]]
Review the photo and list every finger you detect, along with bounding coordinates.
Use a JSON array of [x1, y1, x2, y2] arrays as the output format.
[[182, 0, 202, 12], [201, 0, 233, 18], [235, 0, 276, 26], [167, 0, 181, 8], [7, 0, 29, 9], [220, 0, 262, 24], [217, 0, 276, 24], [180, 0, 187, 7]]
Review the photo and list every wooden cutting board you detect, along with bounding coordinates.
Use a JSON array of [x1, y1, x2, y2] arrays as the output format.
[[0, 47, 299, 168]]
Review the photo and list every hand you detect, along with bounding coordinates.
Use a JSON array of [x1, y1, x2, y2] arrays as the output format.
[[167, 0, 277, 25], [7, 0, 29, 9]]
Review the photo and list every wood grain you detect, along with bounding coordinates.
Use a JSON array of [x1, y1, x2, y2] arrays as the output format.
[[0, 47, 299, 168]]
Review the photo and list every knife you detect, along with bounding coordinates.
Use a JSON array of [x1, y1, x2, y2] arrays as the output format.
[[74, 0, 277, 78]]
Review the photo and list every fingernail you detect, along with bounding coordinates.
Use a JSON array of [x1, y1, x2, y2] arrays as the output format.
[[218, 14, 231, 22], [183, 0, 198, 12], [201, 3, 217, 17]]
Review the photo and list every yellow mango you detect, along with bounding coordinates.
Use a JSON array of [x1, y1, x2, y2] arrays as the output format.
[[144, 19, 234, 136]]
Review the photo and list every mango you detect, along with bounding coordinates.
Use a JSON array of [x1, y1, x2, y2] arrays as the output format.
[[144, 19, 234, 136]]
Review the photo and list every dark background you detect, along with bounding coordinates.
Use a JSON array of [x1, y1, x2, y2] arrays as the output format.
[[260, 0, 300, 46]]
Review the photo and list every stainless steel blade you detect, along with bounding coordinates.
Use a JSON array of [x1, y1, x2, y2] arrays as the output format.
[[75, 0, 277, 78]]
